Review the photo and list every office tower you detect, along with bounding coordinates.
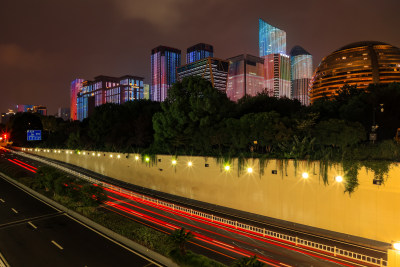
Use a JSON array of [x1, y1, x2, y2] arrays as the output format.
[[259, 19, 286, 57], [76, 75, 144, 121], [226, 54, 265, 101], [263, 54, 291, 98], [290, 46, 313, 106], [33, 106, 47, 116], [259, 18, 290, 98], [186, 43, 214, 64], [177, 57, 229, 92], [151, 46, 181, 102], [70, 78, 84, 120]]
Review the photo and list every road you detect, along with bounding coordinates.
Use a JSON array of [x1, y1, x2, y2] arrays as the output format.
[[1, 147, 388, 266], [0, 155, 163, 266]]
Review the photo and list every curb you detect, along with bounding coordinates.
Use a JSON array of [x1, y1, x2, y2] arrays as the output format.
[[0, 171, 178, 267]]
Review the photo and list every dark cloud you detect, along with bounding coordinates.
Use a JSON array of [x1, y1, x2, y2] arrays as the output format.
[[1, 0, 399, 114]]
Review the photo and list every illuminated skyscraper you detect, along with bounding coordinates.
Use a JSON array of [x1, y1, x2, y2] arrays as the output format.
[[259, 18, 290, 98], [290, 46, 313, 105], [151, 46, 181, 102], [177, 57, 229, 92], [263, 54, 291, 98], [259, 19, 286, 57], [226, 54, 265, 101], [70, 78, 84, 120], [186, 43, 213, 64]]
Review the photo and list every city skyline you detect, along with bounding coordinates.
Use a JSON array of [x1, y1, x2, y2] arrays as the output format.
[[1, 0, 399, 113]]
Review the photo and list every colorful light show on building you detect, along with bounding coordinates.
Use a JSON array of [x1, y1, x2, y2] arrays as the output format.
[[290, 46, 313, 105], [186, 43, 214, 64], [226, 54, 265, 102], [151, 46, 181, 102]]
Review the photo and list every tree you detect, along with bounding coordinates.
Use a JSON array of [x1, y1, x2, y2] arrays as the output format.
[[153, 76, 234, 153], [169, 227, 194, 255], [313, 119, 366, 149]]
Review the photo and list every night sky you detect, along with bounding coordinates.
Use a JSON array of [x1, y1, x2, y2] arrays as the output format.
[[1, 0, 399, 114]]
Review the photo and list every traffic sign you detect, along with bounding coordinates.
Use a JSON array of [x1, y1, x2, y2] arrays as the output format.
[[27, 130, 42, 141]]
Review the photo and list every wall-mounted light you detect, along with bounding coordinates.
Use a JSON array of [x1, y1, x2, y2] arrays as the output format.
[[224, 165, 230, 171], [302, 172, 309, 179], [188, 161, 193, 167], [247, 167, 253, 173], [335, 176, 343, 182], [135, 155, 139, 160], [172, 159, 177, 165]]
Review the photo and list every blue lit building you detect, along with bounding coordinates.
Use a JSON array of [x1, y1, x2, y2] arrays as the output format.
[[258, 18, 290, 98], [151, 46, 181, 102], [290, 46, 313, 106], [259, 19, 286, 57], [76, 75, 144, 121], [186, 43, 213, 64]]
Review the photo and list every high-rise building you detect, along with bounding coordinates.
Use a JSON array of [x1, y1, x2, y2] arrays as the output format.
[[259, 19, 286, 57], [259, 18, 290, 98], [177, 57, 229, 92], [76, 75, 144, 121], [186, 43, 214, 64], [57, 107, 71, 121], [290, 46, 313, 105], [151, 46, 181, 102], [226, 54, 265, 101], [70, 78, 84, 120], [263, 54, 291, 98]]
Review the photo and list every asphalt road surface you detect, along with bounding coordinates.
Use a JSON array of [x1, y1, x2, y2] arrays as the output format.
[[0, 172, 162, 267]]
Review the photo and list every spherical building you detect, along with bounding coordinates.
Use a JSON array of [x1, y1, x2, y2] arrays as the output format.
[[310, 41, 400, 103]]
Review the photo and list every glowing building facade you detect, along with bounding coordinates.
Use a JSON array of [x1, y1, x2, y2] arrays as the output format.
[[151, 46, 181, 102], [186, 43, 214, 64], [290, 46, 313, 105], [259, 19, 286, 57], [76, 75, 144, 121], [177, 57, 229, 92], [258, 18, 291, 98], [70, 78, 84, 120], [310, 41, 400, 103], [263, 54, 291, 98], [226, 54, 265, 101]]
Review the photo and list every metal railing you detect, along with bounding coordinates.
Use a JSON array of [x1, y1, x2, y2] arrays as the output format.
[[15, 149, 387, 267]]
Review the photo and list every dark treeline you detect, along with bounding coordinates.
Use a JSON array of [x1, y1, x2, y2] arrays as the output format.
[[4, 77, 400, 163]]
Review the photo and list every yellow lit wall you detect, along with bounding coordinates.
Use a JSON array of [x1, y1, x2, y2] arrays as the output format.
[[29, 149, 400, 244]]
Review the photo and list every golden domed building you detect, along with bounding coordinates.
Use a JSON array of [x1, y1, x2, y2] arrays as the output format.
[[310, 41, 400, 103]]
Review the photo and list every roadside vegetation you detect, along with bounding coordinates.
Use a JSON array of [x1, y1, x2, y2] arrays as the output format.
[[3, 77, 400, 194]]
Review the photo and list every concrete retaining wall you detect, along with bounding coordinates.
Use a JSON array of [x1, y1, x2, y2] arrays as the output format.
[[28, 148, 400, 244]]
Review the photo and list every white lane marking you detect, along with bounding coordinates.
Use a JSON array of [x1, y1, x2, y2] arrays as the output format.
[[28, 221, 37, 229], [51, 240, 63, 250], [65, 214, 162, 266], [11, 208, 18, 214], [0, 199, 5, 203]]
